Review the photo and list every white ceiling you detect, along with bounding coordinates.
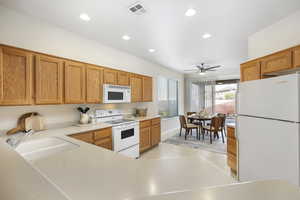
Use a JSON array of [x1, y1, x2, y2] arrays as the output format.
[[1, 0, 300, 79]]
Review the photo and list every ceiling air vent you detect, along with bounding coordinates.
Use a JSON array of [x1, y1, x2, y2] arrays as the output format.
[[129, 2, 146, 15]]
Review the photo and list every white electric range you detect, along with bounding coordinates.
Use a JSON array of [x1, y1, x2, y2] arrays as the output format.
[[95, 110, 139, 158]]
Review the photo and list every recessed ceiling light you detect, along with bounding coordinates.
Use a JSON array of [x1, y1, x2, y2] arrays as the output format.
[[185, 8, 197, 17], [122, 35, 131, 41], [149, 49, 156, 53], [202, 33, 212, 39], [80, 13, 90, 21]]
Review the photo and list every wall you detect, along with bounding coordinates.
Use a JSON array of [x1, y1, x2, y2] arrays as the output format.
[[0, 6, 183, 137], [248, 9, 300, 59]]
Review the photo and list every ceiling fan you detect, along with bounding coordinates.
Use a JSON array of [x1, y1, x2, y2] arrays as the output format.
[[184, 63, 221, 75]]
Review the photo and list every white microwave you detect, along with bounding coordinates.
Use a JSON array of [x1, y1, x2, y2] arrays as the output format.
[[103, 84, 131, 104]]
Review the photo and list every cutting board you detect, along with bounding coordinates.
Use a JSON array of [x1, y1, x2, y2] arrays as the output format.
[[6, 112, 39, 135]]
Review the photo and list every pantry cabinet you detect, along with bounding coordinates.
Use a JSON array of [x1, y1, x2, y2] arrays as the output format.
[[103, 68, 118, 85], [139, 117, 161, 153], [240, 61, 261, 82], [142, 76, 152, 102], [131, 74, 143, 102], [293, 46, 300, 68], [117, 71, 130, 86], [64, 61, 86, 104], [86, 65, 103, 104], [261, 50, 292, 74], [0, 46, 32, 105], [35, 55, 63, 104]]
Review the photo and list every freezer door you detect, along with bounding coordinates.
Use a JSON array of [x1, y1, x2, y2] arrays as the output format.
[[239, 74, 300, 122], [238, 116, 300, 186]]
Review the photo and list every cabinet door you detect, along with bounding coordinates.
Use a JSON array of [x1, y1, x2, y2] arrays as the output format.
[[70, 132, 94, 144], [0, 47, 32, 105], [94, 138, 112, 150], [103, 69, 117, 85], [130, 74, 143, 102], [117, 71, 130, 86], [261, 50, 292, 74], [64, 61, 86, 104], [293, 46, 300, 68], [240, 61, 261, 82], [35, 55, 63, 104], [151, 124, 161, 146], [140, 127, 151, 153], [142, 76, 152, 102], [86, 65, 103, 103]]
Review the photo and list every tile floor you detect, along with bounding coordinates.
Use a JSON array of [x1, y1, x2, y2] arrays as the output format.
[[140, 142, 235, 180]]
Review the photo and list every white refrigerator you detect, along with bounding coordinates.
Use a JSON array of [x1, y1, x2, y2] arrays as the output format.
[[237, 73, 300, 186]]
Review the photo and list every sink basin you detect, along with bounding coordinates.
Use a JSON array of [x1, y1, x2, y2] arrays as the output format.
[[15, 137, 79, 161]]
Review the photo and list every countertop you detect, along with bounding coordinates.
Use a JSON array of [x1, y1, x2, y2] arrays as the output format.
[[1, 116, 300, 200]]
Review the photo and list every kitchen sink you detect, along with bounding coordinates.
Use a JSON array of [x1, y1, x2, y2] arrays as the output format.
[[15, 137, 79, 161]]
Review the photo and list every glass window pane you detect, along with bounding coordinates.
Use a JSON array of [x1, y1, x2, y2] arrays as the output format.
[[168, 79, 178, 117]]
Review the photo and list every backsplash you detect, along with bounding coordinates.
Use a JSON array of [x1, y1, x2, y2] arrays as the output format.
[[0, 102, 156, 135]]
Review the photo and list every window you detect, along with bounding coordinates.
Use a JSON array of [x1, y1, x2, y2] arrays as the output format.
[[214, 83, 237, 115], [158, 77, 179, 118]]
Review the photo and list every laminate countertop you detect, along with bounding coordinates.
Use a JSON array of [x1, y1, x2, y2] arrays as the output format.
[[1, 119, 300, 200]]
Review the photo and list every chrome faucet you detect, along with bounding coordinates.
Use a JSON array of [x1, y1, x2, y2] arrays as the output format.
[[6, 130, 34, 149]]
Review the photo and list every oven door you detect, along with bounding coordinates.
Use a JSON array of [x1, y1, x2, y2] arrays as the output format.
[[112, 123, 139, 152]]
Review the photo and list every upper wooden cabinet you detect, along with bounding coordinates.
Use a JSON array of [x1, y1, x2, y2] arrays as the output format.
[[240, 61, 261, 82], [142, 76, 152, 102], [64, 61, 86, 104], [261, 50, 292, 74], [293, 46, 300, 68], [86, 65, 103, 104], [117, 71, 130, 86], [103, 69, 117, 85], [35, 55, 63, 104], [130, 74, 143, 102], [0, 47, 32, 105]]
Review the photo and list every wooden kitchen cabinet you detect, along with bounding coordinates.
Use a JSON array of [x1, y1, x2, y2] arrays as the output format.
[[142, 76, 152, 102], [293, 45, 300, 68], [131, 74, 143, 102], [240, 61, 261, 82], [69, 127, 113, 150], [103, 68, 118, 85], [86, 65, 103, 104], [140, 127, 151, 152], [261, 50, 292, 74], [0, 46, 32, 105], [64, 61, 86, 104], [139, 117, 161, 153], [35, 55, 63, 104], [227, 126, 237, 174], [117, 71, 130, 86], [70, 132, 94, 144]]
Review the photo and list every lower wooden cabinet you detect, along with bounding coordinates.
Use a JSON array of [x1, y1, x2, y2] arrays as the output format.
[[227, 126, 237, 174], [139, 117, 161, 153], [140, 127, 151, 152], [69, 127, 112, 150]]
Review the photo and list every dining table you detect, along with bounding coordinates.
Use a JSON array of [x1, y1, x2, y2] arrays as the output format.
[[187, 114, 216, 136]]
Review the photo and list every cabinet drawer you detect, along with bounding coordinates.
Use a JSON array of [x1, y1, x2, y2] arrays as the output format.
[[94, 138, 112, 150], [70, 132, 93, 143], [94, 127, 112, 140], [227, 126, 235, 139], [151, 117, 161, 126], [227, 153, 237, 172], [227, 138, 237, 155], [140, 120, 151, 128]]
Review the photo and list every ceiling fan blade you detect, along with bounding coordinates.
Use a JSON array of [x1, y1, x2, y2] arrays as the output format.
[[196, 65, 202, 70], [205, 65, 221, 70], [207, 69, 217, 71]]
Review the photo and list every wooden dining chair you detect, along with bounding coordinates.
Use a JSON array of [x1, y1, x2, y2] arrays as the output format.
[[217, 113, 227, 137], [179, 115, 199, 140], [202, 117, 224, 144], [186, 112, 196, 123]]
